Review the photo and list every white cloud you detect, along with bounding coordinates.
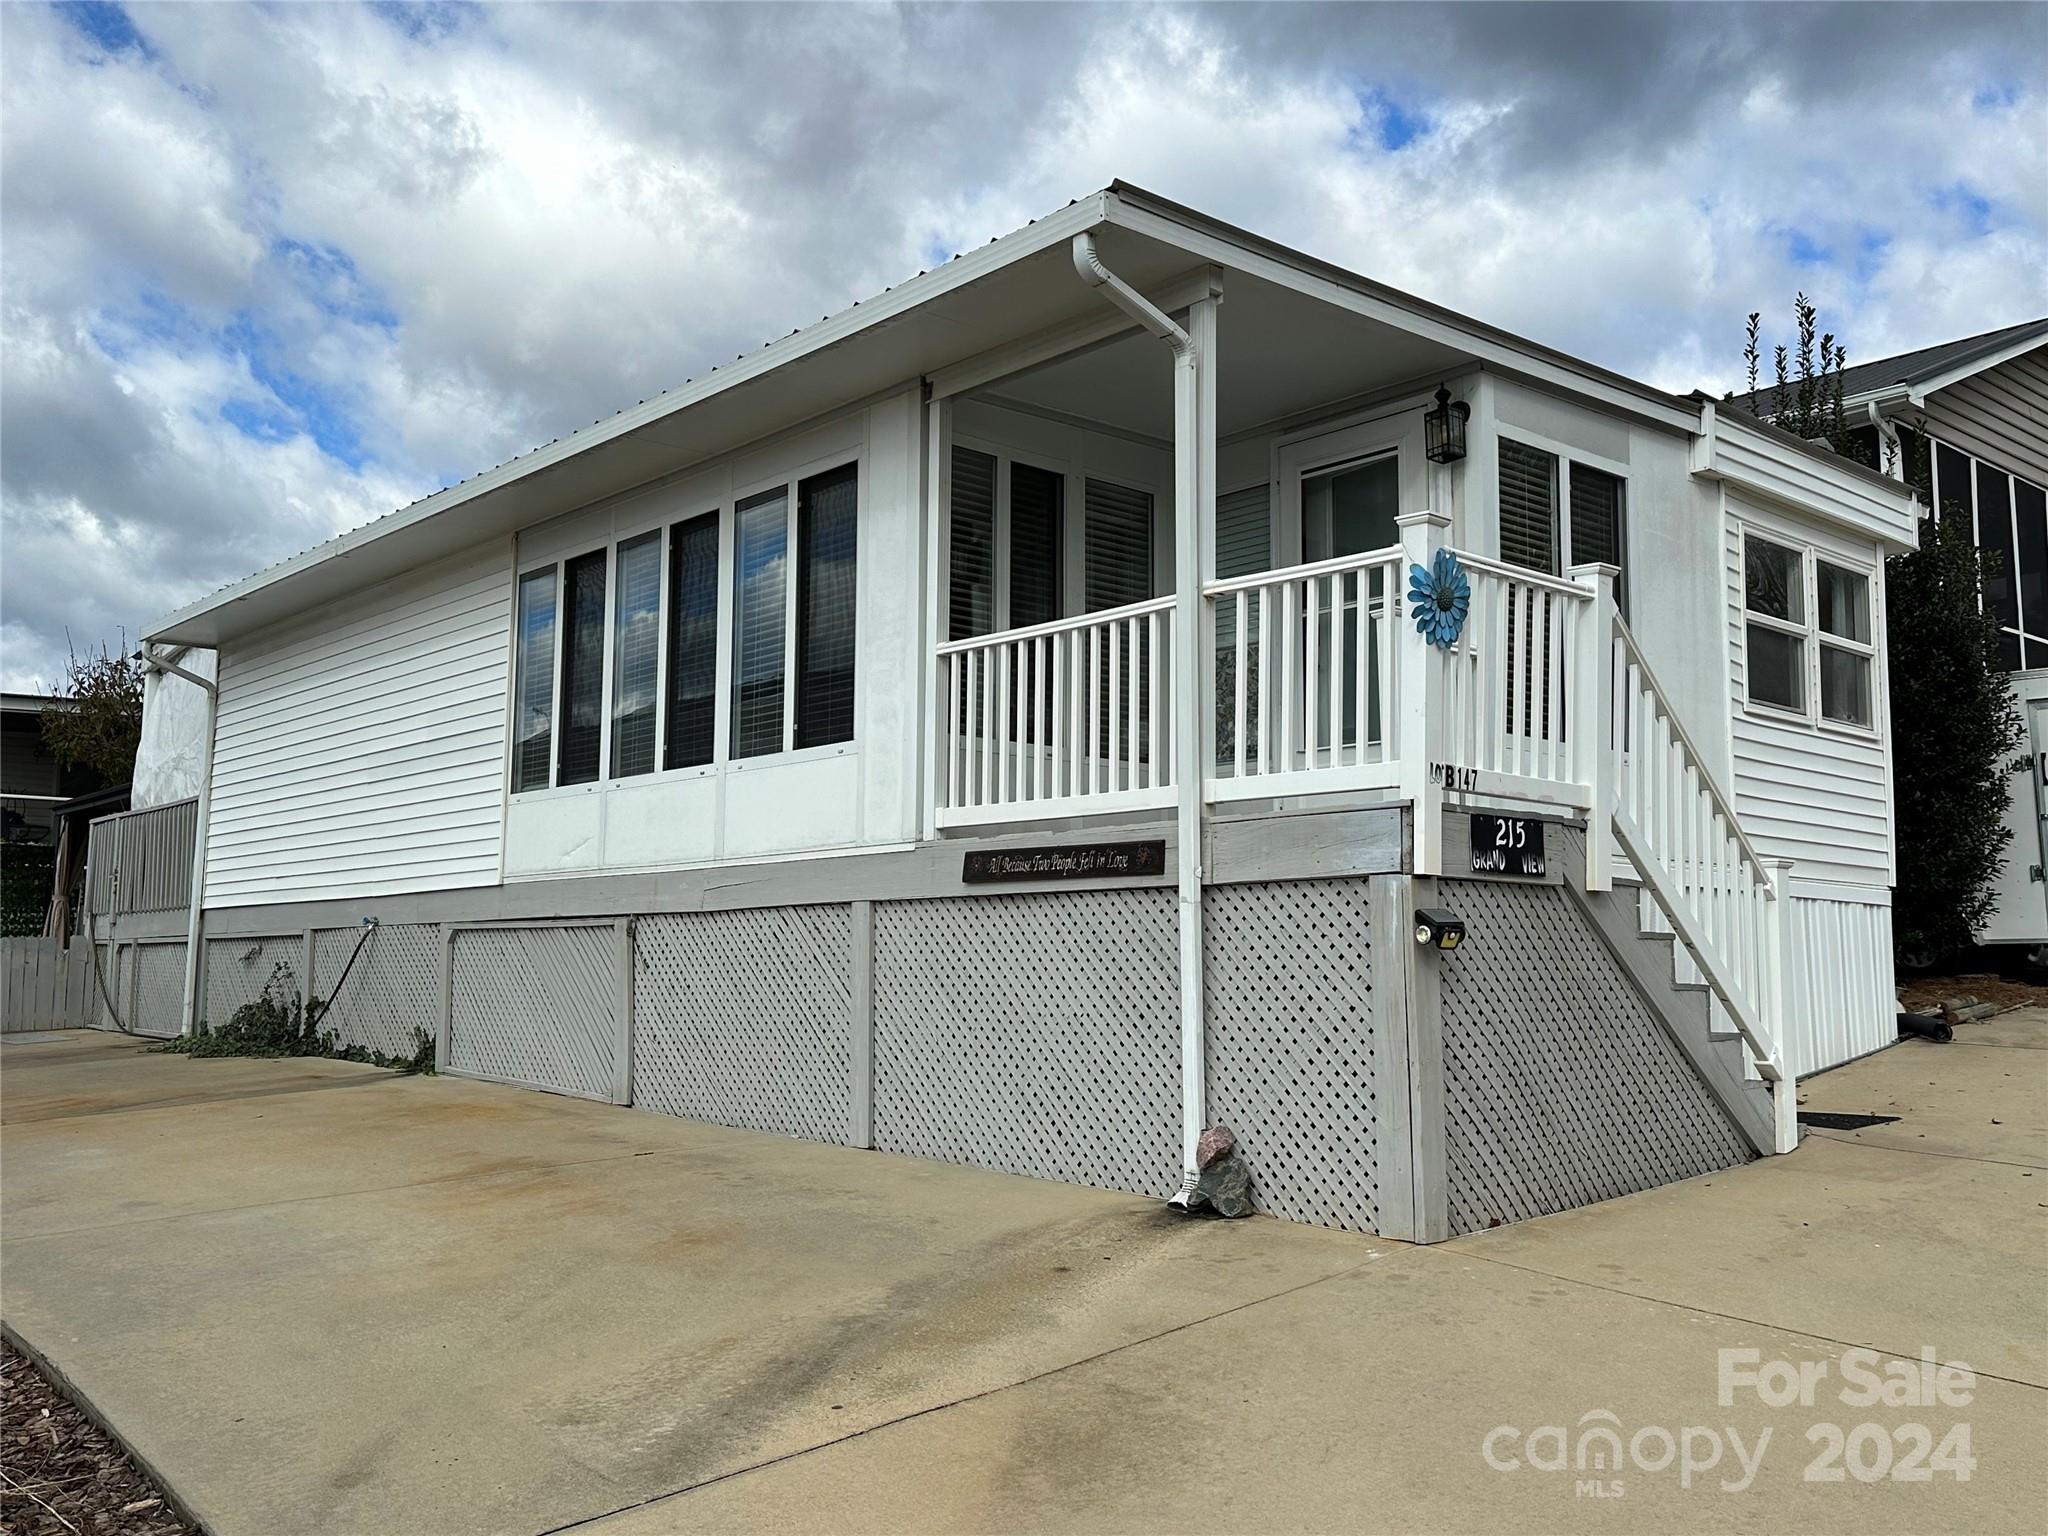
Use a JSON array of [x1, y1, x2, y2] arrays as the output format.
[[2, 0, 2043, 692]]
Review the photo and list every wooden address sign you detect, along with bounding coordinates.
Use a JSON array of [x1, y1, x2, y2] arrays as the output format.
[[1470, 813, 1546, 877], [963, 840, 1166, 884]]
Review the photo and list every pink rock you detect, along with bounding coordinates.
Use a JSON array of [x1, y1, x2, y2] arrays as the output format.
[[1196, 1124, 1236, 1169]]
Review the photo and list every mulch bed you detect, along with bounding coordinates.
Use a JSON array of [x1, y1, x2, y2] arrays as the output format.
[[1, 1341, 193, 1535]]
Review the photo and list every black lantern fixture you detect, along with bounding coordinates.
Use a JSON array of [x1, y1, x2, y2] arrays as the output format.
[[1424, 384, 1470, 464]]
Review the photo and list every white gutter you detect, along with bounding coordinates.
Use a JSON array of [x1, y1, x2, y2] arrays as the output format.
[[1072, 230, 1211, 1204], [140, 644, 217, 1036]]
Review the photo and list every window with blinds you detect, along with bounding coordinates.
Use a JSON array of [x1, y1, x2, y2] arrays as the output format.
[[557, 550, 607, 785], [664, 511, 718, 769], [732, 487, 788, 758], [1084, 477, 1154, 610], [513, 567, 556, 792], [609, 530, 661, 777], [795, 463, 859, 748], [1009, 461, 1063, 628], [1567, 461, 1627, 611], [1498, 439, 1558, 572], [949, 446, 995, 641], [1215, 483, 1271, 580]]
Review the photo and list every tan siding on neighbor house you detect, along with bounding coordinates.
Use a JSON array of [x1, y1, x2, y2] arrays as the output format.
[[1918, 346, 2048, 488], [204, 543, 511, 907]]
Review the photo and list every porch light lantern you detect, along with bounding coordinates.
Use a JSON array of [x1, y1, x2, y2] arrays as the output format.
[[1424, 384, 1470, 464]]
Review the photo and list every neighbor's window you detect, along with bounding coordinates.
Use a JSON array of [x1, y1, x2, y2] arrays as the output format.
[[1816, 559, 1874, 727], [1744, 535, 1805, 714], [1083, 476, 1153, 612], [949, 446, 996, 640], [732, 486, 789, 759], [664, 511, 719, 769], [1008, 461, 1063, 629], [513, 567, 556, 792], [1498, 440, 1558, 572], [609, 531, 661, 778]]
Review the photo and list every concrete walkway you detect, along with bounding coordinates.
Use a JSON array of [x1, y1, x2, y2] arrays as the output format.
[[2, 1016, 2042, 1535]]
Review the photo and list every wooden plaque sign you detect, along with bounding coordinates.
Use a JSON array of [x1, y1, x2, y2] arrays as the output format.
[[962, 840, 1166, 884]]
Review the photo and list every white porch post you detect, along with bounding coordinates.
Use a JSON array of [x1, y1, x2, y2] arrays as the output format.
[[1395, 510, 1451, 876], [1761, 856, 1800, 1153], [921, 394, 952, 841], [1169, 295, 1217, 1194], [1568, 561, 1620, 892]]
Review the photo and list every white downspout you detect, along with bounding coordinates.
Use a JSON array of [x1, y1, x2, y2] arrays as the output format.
[[1072, 230, 1210, 1201], [141, 644, 218, 1037]]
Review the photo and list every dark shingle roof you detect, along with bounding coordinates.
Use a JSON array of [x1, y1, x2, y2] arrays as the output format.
[[1834, 317, 2048, 401]]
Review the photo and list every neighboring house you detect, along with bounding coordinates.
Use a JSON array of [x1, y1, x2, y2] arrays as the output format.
[[122, 183, 1917, 1242], [1833, 319, 2048, 951], [0, 693, 104, 845]]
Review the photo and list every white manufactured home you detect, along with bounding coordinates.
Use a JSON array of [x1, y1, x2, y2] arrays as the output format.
[[102, 184, 1918, 1242], [1836, 318, 2048, 954]]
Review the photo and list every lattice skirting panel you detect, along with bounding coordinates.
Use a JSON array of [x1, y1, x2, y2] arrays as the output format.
[[203, 935, 302, 1028], [448, 924, 619, 1101], [129, 942, 188, 1037], [873, 889, 1180, 1197], [312, 923, 441, 1059], [1203, 880, 1388, 1233], [633, 906, 854, 1145], [1437, 879, 1754, 1235]]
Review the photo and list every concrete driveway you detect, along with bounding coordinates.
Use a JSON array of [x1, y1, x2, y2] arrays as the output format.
[[2, 1016, 2043, 1535]]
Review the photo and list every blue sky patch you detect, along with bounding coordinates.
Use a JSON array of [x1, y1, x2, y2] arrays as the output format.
[[1783, 229, 1833, 267], [53, 1, 153, 59], [368, 2, 478, 44], [1349, 85, 1430, 153], [224, 313, 371, 470], [1930, 181, 1996, 237], [272, 238, 400, 329]]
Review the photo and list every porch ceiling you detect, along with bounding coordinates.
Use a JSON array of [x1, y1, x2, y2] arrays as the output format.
[[985, 273, 1472, 442]]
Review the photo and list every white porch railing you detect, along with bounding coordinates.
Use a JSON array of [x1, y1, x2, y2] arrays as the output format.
[[1434, 554, 1595, 809], [935, 596, 1175, 828], [1204, 547, 1404, 800], [1609, 618, 1790, 1099]]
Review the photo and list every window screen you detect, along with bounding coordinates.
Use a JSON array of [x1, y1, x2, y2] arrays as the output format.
[[665, 511, 718, 769], [1009, 461, 1063, 628], [609, 530, 661, 778], [2018, 479, 2048, 670], [1083, 477, 1153, 611], [1816, 560, 1873, 727], [950, 447, 995, 641], [1498, 439, 1558, 572], [513, 567, 556, 792], [1744, 536, 1804, 713], [732, 487, 788, 758], [557, 550, 607, 785], [795, 463, 858, 749], [1976, 461, 2020, 670]]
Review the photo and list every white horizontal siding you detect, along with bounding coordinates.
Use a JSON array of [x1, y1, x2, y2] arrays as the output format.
[[1787, 893, 1894, 1077], [1920, 347, 2048, 489], [1723, 494, 1894, 886], [205, 544, 511, 907]]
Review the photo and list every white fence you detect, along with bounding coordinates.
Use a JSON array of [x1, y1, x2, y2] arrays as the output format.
[[2, 937, 94, 1032], [935, 595, 1175, 828]]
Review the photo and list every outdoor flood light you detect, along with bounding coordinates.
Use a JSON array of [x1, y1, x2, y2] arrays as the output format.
[[1423, 384, 1470, 464], [1415, 907, 1467, 950]]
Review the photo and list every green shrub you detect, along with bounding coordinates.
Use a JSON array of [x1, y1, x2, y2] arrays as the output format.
[[157, 964, 434, 1073]]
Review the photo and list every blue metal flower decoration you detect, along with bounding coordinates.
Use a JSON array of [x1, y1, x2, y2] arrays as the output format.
[[1407, 548, 1471, 649]]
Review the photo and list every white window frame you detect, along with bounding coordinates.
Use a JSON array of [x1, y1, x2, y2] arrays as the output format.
[[504, 448, 862, 798], [1276, 412, 1419, 565], [1737, 526, 1881, 739]]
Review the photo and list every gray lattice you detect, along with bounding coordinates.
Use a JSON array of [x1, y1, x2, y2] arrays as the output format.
[[448, 925, 618, 1100], [873, 890, 1179, 1198], [633, 906, 853, 1145], [1203, 881, 1386, 1233], [312, 923, 440, 1059], [129, 943, 188, 1037], [1437, 879, 1753, 1234], [203, 935, 301, 1028]]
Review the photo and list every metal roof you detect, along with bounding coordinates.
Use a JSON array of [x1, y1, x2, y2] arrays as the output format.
[[1832, 316, 2048, 402]]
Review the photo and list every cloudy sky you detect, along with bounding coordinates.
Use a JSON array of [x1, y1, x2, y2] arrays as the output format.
[[2, 0, 2043, 691]]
